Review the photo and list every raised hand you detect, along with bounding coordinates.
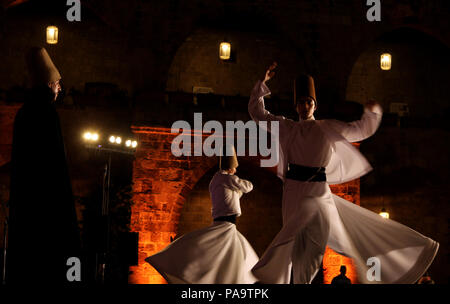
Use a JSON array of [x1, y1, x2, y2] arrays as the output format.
[[365, 99, 381, 113], [262, 61, 278, 83]]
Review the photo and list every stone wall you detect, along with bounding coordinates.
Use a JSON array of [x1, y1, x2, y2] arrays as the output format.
[[1, 1, 449, 108]]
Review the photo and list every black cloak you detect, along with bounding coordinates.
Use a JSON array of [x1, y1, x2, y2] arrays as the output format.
[[6, 86, 81, 284]]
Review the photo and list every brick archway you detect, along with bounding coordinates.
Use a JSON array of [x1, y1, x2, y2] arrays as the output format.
[[128, 125, 276, 283], [129, 126, 217, 283]]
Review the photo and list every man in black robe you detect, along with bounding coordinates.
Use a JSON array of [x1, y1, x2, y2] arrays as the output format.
[[6, 47, 81, 284]]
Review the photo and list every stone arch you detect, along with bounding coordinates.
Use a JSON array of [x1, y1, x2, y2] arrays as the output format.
[[128, 126, 218, 283], [345, 26, 450, 119], [164, 11, 308, 102]]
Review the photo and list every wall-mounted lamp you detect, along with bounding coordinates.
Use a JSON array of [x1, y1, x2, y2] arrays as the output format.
[[380, 53, 391, 70], [219, 42, 231, 60], [109, 135, 122, 145], [46, 26, 59, 44], [379, 208, 389, 219]]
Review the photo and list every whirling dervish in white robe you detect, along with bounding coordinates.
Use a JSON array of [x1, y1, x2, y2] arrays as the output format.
[[248, 63, 439, 284], [145, 149, 259, 284]]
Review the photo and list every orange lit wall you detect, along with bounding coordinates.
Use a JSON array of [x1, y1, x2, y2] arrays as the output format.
[[129, 127, 361, 284], [128, 126, 217, 284]]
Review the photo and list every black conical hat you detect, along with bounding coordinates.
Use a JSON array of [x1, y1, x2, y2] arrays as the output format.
[[294, 74, 316, 105]]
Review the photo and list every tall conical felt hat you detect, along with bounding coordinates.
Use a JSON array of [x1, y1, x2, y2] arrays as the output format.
[[294, 74, 316, 105], [219, 145, 238, 170], [26, 47, 61, 86]]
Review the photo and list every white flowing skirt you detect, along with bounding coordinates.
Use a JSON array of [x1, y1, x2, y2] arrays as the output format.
[[252, 179, 439, 284], [145, 221, 259, 284]]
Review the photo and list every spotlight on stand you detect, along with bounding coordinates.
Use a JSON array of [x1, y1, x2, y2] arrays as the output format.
[[83, 131, 99, 142], [84, 132, 137, 155], [125, 139, 138, 149]]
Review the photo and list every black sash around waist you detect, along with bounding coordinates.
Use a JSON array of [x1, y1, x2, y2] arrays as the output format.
[[213, 214, 237, 224], [285, 163, 326, 182]]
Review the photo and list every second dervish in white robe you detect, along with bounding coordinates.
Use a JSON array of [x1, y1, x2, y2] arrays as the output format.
[[145, 170, 258, 283]]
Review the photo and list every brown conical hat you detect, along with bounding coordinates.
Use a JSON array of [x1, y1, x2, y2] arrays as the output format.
[[219, 145, 238, 170], [26, 47, 61, 86], [294, 74, 316, 105]]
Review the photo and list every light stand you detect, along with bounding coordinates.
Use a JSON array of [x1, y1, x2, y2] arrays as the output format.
[[98, 152, 111, 284], [1, 203, 7, 285], [83, 136, 136, 284]]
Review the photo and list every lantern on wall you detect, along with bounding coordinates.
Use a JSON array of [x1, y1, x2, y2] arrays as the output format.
[[219, 42, 231, 60], [46, 26, 59, 44], [380, 53, 392, 70], [379, 208, 389, 219]]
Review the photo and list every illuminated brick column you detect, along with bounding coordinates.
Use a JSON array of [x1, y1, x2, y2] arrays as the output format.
[[128, 126, 217, 284]]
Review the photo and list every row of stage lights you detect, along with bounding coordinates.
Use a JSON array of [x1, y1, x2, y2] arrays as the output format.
[[83, 131, 138, 149]]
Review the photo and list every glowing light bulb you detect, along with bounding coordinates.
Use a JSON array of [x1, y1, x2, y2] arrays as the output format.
[[380, 53, 392, 70], [46, 26, 58, 44], [219, 42, 231, 60], [83, 132, 92, 140], [379, 208, 389, 219]]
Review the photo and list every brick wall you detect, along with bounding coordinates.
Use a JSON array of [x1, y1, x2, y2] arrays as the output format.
[[128, 126, 217, 284]]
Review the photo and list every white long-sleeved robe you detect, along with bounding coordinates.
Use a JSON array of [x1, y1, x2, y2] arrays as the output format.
[[210, 170, 254, 219], [248, 80, 439, 284], [145, 171, 258, 284]]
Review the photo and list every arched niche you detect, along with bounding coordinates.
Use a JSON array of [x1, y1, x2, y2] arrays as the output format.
[[165, 26, 307, 102], [346, 27, 450, 120]]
